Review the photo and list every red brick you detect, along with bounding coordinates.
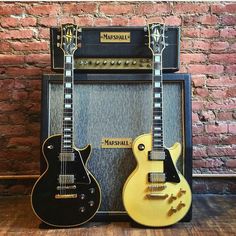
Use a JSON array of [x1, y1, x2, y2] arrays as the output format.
[[11, 42, 49, 51], [225, 4, 236, 13], [193, 147, 207, 158], [220, 28, 236, 38], [0, 42, 11, 52], [192, 124, 204, 134], [62, 3, 97, 14], [12, 90, 28, 100], [146, 16, 164, 24], [93, 18, 111, 26], [192, 75, 206, 87], [136, 3, 170, 15], [74, 16, 93, 26], [193, 160, 206, 168], [128, 16, 146, 26], [222, 16, 236, 26], [192, 113, 200, 123], [24, 102, 41, 113], [100, 4, 134, 15], [181, 40, 193, 50], [6, 67, 42, 77], [28, 80, 41, 90], [228, 124, 236, 134], [181, 53, 207, 63], [188, 64, 224, 75], [38, 17, 57, 27], [26, 4, 61, 15], [206, 101, 236, 110], [0, 30, 34, 39], [182, 28, 201, 38], [222, 136, 236, 145], [199, 110, 215, 122], [58, 17, 74, 25], [206, 124, 228, 134], [199, 15, 218, 25], [225, 65, 236, 74], [9, 112, 28, 124], [200, 28, 219, 38], [0, 17, 19, 27], [210, 89, 227, 99], [194, 88, 209, 98], [8, 136, 40, 147], [0, 79, 14, 89], [0, 5, 24, 15], [209, 54, 236, 64], [227, 87, 236, 98], [0, 90, 11, 100], [0, 55, 24, 65], [20, 17, 37, 27], [174, 3, 209, 13], [217, 111, 233, 121], [192, 101, 204, 111], [210, 42, 229, 51], [226, 159, 236, 168], [28, 91, 41, 101], [164, 16, 181, 26], [38, 28, 50, 39], [25, 54, 50, 65], [0, 101, 20, 111], [207, 77, 236, 87], [207, 146, 236, 157], [204, 159, 224, 168], [193, 40, 211, 50], [111, 17, 129, 26], [193, 136, 219, 145], [0, 125, 26, 136]]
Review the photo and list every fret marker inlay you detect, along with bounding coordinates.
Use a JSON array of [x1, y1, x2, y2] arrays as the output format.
[[66, 56, 72, 63], [155, 93, 161, 98], [64, 117, 71, 121], [65, 83, 72, 88], [155, 82, 161, 88], [65, 94, 72, 99], [154, 103, 161, 108], [65, 104, 72, 108]]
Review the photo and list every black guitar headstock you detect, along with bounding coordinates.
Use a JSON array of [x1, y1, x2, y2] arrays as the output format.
[[57, 24, 81, 55], [148, 23, 166, 55]]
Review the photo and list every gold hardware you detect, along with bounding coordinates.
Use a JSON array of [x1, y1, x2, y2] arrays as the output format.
[[55, 194, 77, 199], [168, 194, 177, 203], [176, 201, 186, 210], [168, 207, 177, 216], [146, 193, 168, 199], [178, 188, 186, 197]]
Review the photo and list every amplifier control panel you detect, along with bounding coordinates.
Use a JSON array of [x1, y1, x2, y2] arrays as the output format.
[[74, 58, 152, 70]]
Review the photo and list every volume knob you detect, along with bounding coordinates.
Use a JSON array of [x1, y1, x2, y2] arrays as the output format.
[[138, 144, 145, 151]]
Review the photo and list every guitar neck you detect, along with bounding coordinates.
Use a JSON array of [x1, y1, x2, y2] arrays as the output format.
[[61, 55, 74, 153], [152, 54, 164, 151]]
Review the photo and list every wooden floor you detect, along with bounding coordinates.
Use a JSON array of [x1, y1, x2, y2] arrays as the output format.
[[0, 195, 235, 235]]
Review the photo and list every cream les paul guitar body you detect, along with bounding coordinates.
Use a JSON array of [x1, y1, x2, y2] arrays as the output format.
[[123, 134, 192, 227], [123, 23, 192, 227]]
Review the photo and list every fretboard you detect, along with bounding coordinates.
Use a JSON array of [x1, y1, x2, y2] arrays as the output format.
[[61, 55, 74, 153], [152, 55, 163, 151]]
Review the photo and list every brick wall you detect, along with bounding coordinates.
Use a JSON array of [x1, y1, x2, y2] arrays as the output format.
[[0, 2, 235, 194]]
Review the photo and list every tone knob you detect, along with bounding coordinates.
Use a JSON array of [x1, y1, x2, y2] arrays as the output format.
[[89, 188, 95, 194], [95, 60, 100, 65], [138, 144, 145, 151], [168, 194, 177, 203], [80, 194, 86, 200], [176, 201, 186, 210], [178, 188, 186, 197], [110, 60, 115, 65], [79, 206, 85, 213], [168, 207, 177, 216], [88, 201, 94, 207]]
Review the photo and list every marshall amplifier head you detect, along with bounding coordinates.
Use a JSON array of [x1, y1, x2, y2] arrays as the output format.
[[41, 73, 192, 221], [51, 26, 180, 72]]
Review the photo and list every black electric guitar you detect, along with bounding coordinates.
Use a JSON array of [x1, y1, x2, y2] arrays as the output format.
[[31, 24, 101, 227]]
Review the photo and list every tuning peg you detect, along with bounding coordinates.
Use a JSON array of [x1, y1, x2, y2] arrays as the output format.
[[57, 35, 60, 40], [56, 43, 60, 47], [144, 26, 148, 32], [78, 28, 82, 32], [164, 36, 168, 39]]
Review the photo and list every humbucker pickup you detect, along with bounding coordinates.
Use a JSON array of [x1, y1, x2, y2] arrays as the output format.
[[58, 175, 75, 184], [148, 172, 166, 183], [59, 153, 75, 161], [56, 185, 76, 190], [148, 151, 165, 161]]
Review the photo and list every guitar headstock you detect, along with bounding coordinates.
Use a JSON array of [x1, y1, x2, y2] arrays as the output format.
[[57, 24, 81, 55], [148, 23, 166, 55]]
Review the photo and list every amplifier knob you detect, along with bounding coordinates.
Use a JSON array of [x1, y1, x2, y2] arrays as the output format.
[[95, 61, 100, 65], [111, 60, 115, 65], [132, 61, 137, 65], [117, 60, 122, 65], [103, 60, 107, 65], [125, 60, 129, 65]]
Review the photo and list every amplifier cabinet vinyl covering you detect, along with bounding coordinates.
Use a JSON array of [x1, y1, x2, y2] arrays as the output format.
[[41, 73, 192, 222]]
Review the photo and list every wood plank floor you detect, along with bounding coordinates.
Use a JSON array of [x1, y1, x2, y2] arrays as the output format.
[[0, 195, 235, 235]]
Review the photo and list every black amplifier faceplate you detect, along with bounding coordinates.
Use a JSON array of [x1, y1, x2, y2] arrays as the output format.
[[51, 26, 180, 72]]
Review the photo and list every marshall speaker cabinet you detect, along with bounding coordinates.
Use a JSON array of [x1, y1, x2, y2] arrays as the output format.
[[40, 26, 192, 222]]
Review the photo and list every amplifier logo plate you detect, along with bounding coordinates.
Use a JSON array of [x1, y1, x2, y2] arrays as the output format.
[[100, 32, 131, 43], [101, 138, 132, 148]]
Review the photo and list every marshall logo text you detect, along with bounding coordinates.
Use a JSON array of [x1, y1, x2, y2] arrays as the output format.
[[101, 138, 132, 148], [100, 32, 131, 43]]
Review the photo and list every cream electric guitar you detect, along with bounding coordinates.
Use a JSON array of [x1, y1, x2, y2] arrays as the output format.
[[122, 23, 192, 227]]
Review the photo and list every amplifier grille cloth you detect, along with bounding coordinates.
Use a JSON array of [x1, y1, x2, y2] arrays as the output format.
[[48, 82, 183, 211]]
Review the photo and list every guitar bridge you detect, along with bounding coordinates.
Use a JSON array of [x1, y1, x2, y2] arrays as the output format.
[[146, 193, 168, 199], [59, 153, 75, 161], [55, 194, 77, 199], [56, 185, 76, 190]]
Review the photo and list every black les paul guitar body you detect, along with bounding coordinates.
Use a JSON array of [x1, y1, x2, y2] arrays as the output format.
[[31, 135, 101, 227]]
